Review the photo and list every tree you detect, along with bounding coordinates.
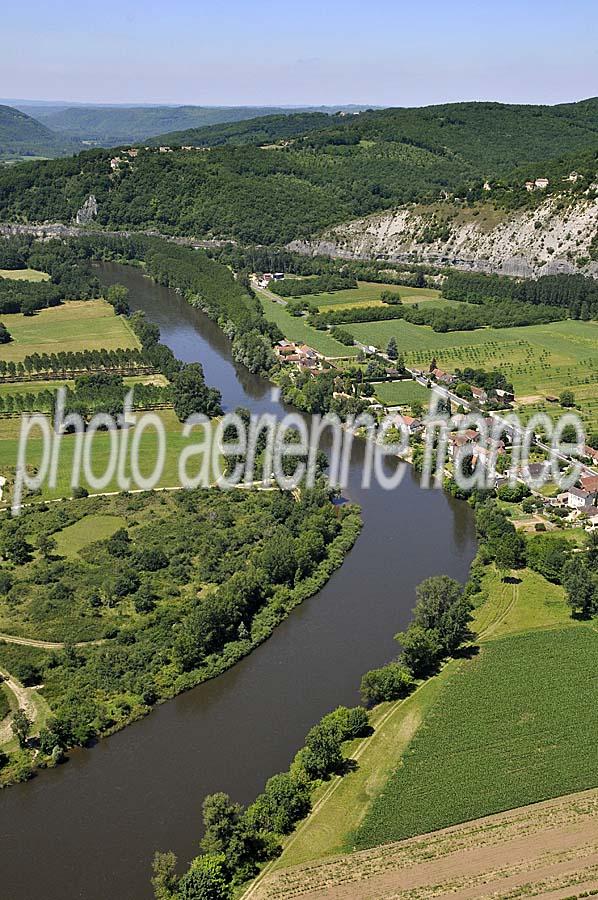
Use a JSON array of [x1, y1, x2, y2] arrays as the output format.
[[172, 364, 222, 422], [151, 850, 179, 900], [493, 532, 525, 578], [177, 854, 230, 900], [562, 558, 597, 618], [386, 337, 398, 360], [411, 576, 472, 654], [396, 624, 443, 677], [11, 708, 32, 748], [559, 389, 575, 407], [360, 663, 413, 705], [106, 284, 130, 316], [249, 772, 311, 834]]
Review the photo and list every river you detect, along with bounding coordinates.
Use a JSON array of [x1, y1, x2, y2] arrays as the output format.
[[0, 263, 477, 899]]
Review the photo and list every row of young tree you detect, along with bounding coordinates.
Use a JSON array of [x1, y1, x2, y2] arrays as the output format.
[[0, 378, 170, 418], [311, 295, 566, 333], [269, 274, 357, 298], [0, 347, 153, 380], [443, 271, 598, 321]]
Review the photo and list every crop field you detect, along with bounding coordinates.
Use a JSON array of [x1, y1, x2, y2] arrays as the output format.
[[258, 293, 359, 357], [373, 379, 430, 407], [0, 299, 139, 362], [0, 408, 220, 501], [313, 282, 444, 311], [350, 624, 598, 849], [344, 317, 598, 431], [0, 268, 49, 282]]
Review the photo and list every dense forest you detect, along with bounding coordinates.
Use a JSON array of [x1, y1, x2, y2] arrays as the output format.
[[1, 99, 597, 243], [443, 271, 598, 320]]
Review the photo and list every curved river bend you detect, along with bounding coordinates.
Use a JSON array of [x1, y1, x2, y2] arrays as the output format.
[[0, 264, 476, 899]]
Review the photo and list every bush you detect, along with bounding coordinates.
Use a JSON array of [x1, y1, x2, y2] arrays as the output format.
[[360, 663, 413, 706]]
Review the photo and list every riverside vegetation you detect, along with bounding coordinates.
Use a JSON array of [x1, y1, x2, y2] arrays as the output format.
[[0, 484, 361, 786], [153, 500, 598, 900]]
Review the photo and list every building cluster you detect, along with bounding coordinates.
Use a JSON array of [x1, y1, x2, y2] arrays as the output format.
[[274, 340, 323, 373], [257, 272, 285, 289], [525, 177, 549, 192]]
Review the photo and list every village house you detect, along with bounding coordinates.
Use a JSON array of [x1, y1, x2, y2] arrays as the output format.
[[447, 429, 479, 459], [495, 387, 515, 403], [534, 177, 549, 189], [525, 181, 535, 192], [432, 368, 457, 386], [557, 487, 594, 511], [390, 414, 423, 436], [581, 474, 598, 494], [582, 445, 598, 465], [470, 385, 488, 404]]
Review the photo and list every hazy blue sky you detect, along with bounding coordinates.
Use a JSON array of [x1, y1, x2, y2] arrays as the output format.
[[3, 0, 597, 106]]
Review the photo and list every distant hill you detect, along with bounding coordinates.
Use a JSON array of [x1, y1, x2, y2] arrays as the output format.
[[17, 104, 369, 147], [1, 98, 596, 245], [0, 105, 80, 160], [146, 111, 345, 147]]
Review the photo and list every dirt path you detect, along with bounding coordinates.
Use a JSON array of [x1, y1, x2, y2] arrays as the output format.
[[0, 632, 105, 650], [0, 669, 39, 745], [255, 788, 598, 899]]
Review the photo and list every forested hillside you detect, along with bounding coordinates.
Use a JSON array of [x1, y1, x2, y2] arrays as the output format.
[[1, 99, 597, 243], [0, 105, 79, 161], [146, 111, 344, 147]]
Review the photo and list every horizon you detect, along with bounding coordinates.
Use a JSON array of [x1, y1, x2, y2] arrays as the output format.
[[4, 95, 597, 111]]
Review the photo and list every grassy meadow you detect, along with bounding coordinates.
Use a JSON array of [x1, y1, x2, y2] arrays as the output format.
[[373, 379, 430, 407], [258, 292, 359, 357], [0, 299, 139, 362], [312, 281, 444, 311], [0, 408, 221, 502], [0, 268, 50, 282]]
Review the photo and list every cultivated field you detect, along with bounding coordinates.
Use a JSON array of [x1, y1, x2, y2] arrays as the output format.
[[344, 317, 598, 431], [258, 294, 359, 357], [0, 299, 139, 362], [260, 560, 595, 890], [350, 624, 597, 849], [313, 282, 444, 311], [255, 788, 598, 899]]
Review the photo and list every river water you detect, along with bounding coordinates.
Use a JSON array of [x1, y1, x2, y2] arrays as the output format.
[[0, 263, 476, 899]]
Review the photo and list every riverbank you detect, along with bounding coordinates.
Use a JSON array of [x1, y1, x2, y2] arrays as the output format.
[[0, 258, 476, 900]]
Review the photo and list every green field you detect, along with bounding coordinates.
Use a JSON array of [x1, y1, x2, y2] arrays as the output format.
[[0, 268, 50, 282], [53, 514, 127, 558], [343, 317, 598, 431], [351, 624, 598, 848], [0, 299, 139, 362], [0, 408, 220, 501], [373, 379, 430, 407], [258, 293, 359, 357], [0, 374, 168, 400], [272, 559, 590, 868], [313, 282, 443, 311]]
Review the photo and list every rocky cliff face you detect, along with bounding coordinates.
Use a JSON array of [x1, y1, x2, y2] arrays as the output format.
[[288, 196, 598, 277], [75, 195, 98, 225]]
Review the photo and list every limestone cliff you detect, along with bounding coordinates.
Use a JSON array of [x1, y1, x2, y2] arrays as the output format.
[[288, 196, 598, 277]]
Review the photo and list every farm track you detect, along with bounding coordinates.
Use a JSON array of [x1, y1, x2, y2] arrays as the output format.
[[254, 788, 598, 899], [0, 668, 42, 745], [0, 632, 105, 650]]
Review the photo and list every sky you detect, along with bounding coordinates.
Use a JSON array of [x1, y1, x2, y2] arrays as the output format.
[[3, 0, 597, 107]]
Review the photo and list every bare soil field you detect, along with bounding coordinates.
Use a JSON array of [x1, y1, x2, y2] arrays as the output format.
[[254, 788, 598, 900]]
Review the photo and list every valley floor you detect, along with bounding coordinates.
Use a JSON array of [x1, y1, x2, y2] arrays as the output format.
[[254, 787, 598, 899]]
